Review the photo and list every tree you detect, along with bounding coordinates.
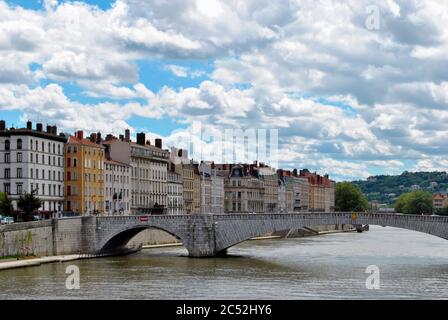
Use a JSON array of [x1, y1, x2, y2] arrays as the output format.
[[17, 191, 42, 221], [0, 192, 12, 216], [335, 182, 369, 212], [394, 191, 433, 215]]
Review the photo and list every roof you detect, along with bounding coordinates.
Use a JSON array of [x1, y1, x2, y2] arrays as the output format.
[[68, 136, 105, 148], [105, 159, 130, 167], [0, 128, 67, 142]]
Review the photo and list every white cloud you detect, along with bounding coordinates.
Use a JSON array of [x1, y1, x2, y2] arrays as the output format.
[[1, 0, 448, 179]]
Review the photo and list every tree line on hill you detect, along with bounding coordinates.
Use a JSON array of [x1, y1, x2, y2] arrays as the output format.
[[335, 182, 447, 216], [352, 171, 448, 204]]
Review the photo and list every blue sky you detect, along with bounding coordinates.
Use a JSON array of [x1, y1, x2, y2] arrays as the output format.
[[1, 0, 448, 180]]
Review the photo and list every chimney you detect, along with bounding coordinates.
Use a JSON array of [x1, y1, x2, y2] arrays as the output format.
[[136, 132, 145, 146], [119, 134, 124, 141], [90, 133, 97, 143], [46, 125, 52, 133], [76, 130, 84, 140], [52, 126, 57, 135], [36, 123, 43, 132], [155, 138, 162, 149], [125, 129, 130, 142], [26, 121, 32, 130], [293, 169, 298, 177], [146, 140, 151, 145], [0, 120, 6, 131], [178, 149, 182, 157], [96, 132, 101, 144], [105, 134, 114, 141]]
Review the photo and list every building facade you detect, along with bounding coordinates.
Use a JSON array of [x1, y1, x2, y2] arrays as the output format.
[[65, 131, 105, 215], [104, 159, 131, 215], [210, 168, 224, 214], [0, 120, 66, 217], [130, 133, 169, 214], [258, 165, 278, 213], [223, 164, 264, 213], [167, 164, 183, 215]]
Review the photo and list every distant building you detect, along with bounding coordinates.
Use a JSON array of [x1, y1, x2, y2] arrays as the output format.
[[433, 194, 448, 209], [104, 159, 131, 215], [410, 185, 421, 191], [167, 163, 183, 215]]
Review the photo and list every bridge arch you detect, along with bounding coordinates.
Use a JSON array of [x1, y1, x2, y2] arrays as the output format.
[[212, 213, 448, 254], [98, 225, 188, 254]]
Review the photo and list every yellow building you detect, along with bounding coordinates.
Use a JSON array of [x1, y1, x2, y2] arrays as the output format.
[[65, 131, 105, 215]]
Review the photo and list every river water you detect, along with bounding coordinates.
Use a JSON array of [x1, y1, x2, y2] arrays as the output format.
[[1, 226, 447, 300]]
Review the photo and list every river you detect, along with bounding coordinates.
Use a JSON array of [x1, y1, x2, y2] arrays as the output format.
[[1, 226, 448, 300]]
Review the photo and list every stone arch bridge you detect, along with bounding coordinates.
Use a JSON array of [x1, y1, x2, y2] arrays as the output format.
[[77, 212, 448, 257]]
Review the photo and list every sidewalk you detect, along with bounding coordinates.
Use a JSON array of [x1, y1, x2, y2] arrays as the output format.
[[0, 255, 83, 271]]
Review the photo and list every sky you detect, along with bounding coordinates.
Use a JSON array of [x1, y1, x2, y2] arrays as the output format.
[[1, 0, 448, 181]]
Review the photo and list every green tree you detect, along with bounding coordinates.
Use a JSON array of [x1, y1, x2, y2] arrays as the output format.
[[0, 192, 12, 216], [335, 182, 369, 212], [17, 191, 42, 221], [394, 191, 433, 215]]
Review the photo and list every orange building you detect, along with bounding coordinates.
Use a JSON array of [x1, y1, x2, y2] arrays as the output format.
[[65, 131, 105, 215]]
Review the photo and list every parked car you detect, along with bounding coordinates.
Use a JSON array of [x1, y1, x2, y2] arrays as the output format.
[[1, 216, 14, 224]]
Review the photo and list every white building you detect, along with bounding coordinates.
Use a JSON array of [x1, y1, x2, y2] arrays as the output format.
[[0, 121, 66, 218], [104, 159, 131, 215], [103, 131, 169, 214], [167, 165, 183, 215]]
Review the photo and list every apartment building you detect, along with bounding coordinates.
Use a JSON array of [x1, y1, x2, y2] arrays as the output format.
[[280, 170, 309, 212], [299, 170, 335, 212], [171, 148, 196, 214], [257, 164, 278, 213], [65, 131, 105, 215], [220, 164, 265, 213], [167, 163, 183, 215], [0, 120, 66, 217], [104, 159, 131, 215]]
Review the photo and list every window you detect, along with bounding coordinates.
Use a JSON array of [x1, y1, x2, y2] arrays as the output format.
[[17, 183, 23, 195], [4, 183, 10, 195], [4, 153, 10, 163], [30, 139, 33, 150], [30, 168, 33, 179], [73, 146, 77, 153], [17, 168, 22, 178], [67, 158, 71, 167], [58, 145, 61, 154], [4, 168, 10, 178], [17, 139, 22, 150], [53, 143, 55, 154], [73, 158, 77, 167], [5, 140, 10, 151], [42, 141, 44, 152], [41, 154, 44, 164], [42, 184, 45, 196], [17, 152, 22, 163], [67, 172, 71, 181], [30, 153, 33, 163], [35, 140, 38, 151]]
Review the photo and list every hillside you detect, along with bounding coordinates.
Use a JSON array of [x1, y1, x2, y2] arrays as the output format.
[[352, 171, 448, 204]]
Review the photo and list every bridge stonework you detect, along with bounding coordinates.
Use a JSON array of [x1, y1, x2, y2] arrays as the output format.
[[81, 213, 448, 257]]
